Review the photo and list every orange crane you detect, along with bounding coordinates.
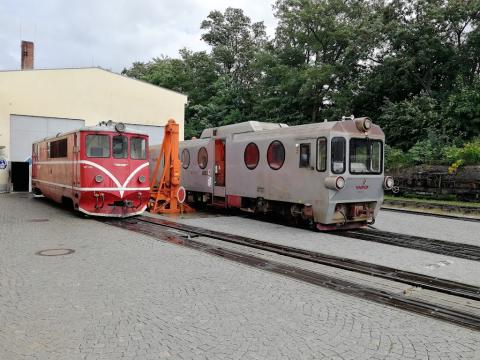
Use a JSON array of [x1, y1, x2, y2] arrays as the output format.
[[149, 119, 194, 214]]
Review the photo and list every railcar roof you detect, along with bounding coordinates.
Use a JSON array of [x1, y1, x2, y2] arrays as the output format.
[[197, 120, 384, 142], [33, 123, 148, 144], [200, 121, 288, 139]]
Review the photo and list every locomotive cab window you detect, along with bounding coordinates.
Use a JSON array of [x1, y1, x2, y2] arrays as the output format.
[[49, 138, 68, 158], [86, 135, 110, 158], [131, 137, 147, 160], [317, 138, 327, 171], [349, 138, 383, 174], [331, 137, 346, 174], [113, 135, 128, 159], [267, 140, 285, 170], [299, 143, 310, 168]]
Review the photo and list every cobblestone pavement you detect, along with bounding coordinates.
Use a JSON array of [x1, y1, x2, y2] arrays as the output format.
[[1, 194, 479, 360], [160, 212, 480, 287]]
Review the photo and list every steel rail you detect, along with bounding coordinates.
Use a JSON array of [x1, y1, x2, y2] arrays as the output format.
[[381, 207, 480, 223], [104, 217, 480, 331], [135, 216, 480, 300], [340, 228, 480, 261]]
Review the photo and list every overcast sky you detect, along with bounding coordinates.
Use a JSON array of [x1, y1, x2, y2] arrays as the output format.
[[0, 0, 277, 72]]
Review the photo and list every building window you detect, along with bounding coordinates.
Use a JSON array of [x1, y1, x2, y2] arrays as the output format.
[[267, 140, 285, 170], [181, 149, 190, 169], [131, 137, 147, 160], [244, 142, 259, 170], [317, 137, 327, 172], [198, 147, 208, 169], [299, 143, 310, 168], [49, 138, 68, 158], [113, 135, 128, 159], [331, 137, 346, 174], [86, 135, 110, 158]]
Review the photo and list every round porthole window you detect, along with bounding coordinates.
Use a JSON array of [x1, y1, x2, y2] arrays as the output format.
[[198, 147, 208, 169], [267, 140, 285, 170], [181, 149, 190, 169], [244, 143, 259, 170]]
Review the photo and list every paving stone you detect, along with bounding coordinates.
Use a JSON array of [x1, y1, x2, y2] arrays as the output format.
[[0, 194, 479, 360]]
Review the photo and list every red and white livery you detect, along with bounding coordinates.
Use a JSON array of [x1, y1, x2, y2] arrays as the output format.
[[32, 121, 150, 217]]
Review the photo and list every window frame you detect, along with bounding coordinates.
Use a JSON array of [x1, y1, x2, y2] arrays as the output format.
[[181, 148, 190, 169], [267, 140, 285, 170], [316, 137, 327, 172], [48, 138, 68, 158], [244, 142, 260, 170], [112, 135, 128, 159], [86, 134, 110, 158], [198, 147, 208, 169], [349, 138, 384, 175], [299, 143, 311, 168], [130, 136, 147, 160], [331, 137, 346, 175]]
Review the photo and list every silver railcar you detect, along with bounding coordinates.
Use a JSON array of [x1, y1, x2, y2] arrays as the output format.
[[177, 117, 393, 230]]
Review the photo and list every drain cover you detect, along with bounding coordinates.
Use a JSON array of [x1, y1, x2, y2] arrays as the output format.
[[35, 249, 75, 256], [27, 219, 50, 223]]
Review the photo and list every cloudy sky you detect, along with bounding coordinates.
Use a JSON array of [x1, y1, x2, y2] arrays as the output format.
[[0, 0, 277, 72]]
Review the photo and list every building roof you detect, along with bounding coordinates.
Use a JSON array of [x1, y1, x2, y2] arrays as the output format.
[[0, 66, 187, 98]]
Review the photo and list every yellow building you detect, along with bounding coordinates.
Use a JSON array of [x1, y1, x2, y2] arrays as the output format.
[[0, 67, 187, 192]]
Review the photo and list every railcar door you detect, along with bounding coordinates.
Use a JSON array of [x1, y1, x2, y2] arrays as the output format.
[[214, 139, 226, 198]]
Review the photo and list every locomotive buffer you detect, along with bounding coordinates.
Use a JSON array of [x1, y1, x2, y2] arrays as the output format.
[[149, 119, 194, 214]]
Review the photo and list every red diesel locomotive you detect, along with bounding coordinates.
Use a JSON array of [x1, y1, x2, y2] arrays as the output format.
[[32, 121, 150, 217]]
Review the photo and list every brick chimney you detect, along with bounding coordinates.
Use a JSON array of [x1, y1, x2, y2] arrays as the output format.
[[21, 41, 34, 70]]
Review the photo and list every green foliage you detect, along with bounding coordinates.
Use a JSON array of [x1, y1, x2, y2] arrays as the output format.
[[122, 0, 480, 156]]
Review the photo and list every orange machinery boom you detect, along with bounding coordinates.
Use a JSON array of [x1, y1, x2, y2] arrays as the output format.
[[149, 119, 194, 214]]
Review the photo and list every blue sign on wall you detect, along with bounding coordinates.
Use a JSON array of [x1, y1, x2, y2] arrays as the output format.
[[0, 159, 7, 170]]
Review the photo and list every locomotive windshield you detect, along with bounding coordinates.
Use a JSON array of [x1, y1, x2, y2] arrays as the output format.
[[131, 137, 147, 160], [86, 135, 110, 158], [331, 137, 346, 174], [349, 138, 383, 174], [113, 135, 128, 159]]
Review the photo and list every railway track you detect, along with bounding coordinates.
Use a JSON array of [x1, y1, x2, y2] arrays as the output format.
[[381, 207, 480, 223], [104, 216, 480, 331], [340, 228, 480, 261]]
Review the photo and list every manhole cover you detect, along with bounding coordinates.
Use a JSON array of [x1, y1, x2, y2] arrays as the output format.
[[35, 249, 75, 256], [27, 219, 50, 223]]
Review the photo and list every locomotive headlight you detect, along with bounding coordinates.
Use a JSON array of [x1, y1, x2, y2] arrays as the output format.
[[384, 176, 394, 190], [138, 175, 146, 183], [95, 174, 104, 183], [363, 118, 372, 130], [335, 176, 345, 190], [115, 122, 126, 132], [354, 117, 373, 132], [325, 176, 346, 191]]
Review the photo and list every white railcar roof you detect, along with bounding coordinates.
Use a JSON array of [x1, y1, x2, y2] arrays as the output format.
[[200, 121, 288, 139], [195, 119, 384, 143]]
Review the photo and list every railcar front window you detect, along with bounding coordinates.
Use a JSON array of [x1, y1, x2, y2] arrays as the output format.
[[331, 137, 346, 174], [349, 138, 383, 174], [86, 135, 110, 158], [317, 138, 327, 171], [113, 135, 128, 159], [131, 137, 147, 160]]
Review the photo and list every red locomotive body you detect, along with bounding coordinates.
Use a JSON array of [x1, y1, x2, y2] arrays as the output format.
[[32, 122, 150, 217]]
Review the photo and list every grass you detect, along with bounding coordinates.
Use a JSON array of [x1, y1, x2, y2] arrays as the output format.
[[384, 195, 480, 208]]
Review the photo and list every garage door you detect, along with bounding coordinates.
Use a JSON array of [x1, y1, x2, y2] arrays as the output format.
[[126, 124, 164, 146], [10, 115, 85, 162]]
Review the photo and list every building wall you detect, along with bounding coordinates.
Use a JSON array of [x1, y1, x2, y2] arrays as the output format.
[[0, 67, 187, 191]]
